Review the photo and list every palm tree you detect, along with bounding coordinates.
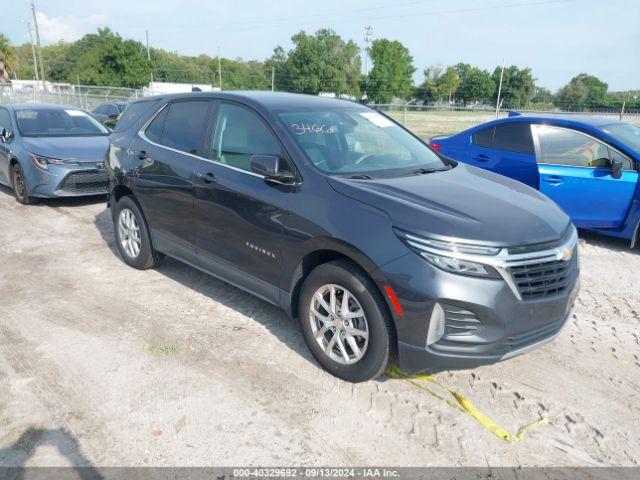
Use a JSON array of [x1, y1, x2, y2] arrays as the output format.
[[0, 33, 16, 81]]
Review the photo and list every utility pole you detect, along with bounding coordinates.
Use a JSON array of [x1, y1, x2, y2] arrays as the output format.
[[495, 58, 505, 118], [217, 46, 222, 90], [26, 22, 40, 89], [363, 25, 373, 101], [30, 0, 45, 89], [145, 30, 153, 87], [271, 66, 275, 92]]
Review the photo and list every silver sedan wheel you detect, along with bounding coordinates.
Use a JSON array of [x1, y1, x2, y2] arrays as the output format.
[[309, 284, 369, 365], [118, 208, 142, 259]]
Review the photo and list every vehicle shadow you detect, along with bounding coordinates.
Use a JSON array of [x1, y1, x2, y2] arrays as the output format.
[[0, 183, 106, 208], [578, 228, 636, 253], [91, 208, 318, 369], [0, 427, 103, 479]]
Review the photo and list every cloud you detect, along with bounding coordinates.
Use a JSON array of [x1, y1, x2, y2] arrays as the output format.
[[36, 12, 108, 44]]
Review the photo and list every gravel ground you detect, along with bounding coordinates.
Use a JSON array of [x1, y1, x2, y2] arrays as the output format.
[[0, 185, 639, 468]]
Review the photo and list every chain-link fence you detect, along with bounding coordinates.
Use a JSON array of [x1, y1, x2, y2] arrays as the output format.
[[0, 83, 140, 111]]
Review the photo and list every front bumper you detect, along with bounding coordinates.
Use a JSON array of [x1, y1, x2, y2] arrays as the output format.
[[377, 248, 580, 374], [27, 163, 108, 198]]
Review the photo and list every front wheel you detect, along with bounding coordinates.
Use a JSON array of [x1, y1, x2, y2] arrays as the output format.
[[298, 260, 396, 382], [11, 163, 36, 205], [113, 195, 163, 270]]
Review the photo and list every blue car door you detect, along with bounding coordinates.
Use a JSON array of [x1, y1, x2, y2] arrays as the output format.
[[466, 123, 539, 189], [533, 124, 638, 229]]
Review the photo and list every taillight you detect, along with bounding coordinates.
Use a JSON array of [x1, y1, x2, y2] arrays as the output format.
[[429, 142, 442, 151]]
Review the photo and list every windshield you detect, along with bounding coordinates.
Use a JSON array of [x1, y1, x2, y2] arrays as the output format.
[[601, 123, 640, 155], [278, 108, 448, 177], [16, 108, 109, 137]]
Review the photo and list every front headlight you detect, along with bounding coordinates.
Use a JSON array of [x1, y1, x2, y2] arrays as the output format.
[[395, 229, 500, 278], [28, 153, 79, 170]]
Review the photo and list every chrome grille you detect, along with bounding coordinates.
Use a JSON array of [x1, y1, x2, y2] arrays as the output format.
[[509, 250, 577, 300]]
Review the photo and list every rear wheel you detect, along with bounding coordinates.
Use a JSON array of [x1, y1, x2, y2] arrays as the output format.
[[113, 195, 163, 269], [298, 260, 396, 382], [11, 163, 36, 205]]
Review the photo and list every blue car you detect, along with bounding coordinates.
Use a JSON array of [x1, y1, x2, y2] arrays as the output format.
[[0, 103, 110, 205], [430, 112, 640, 246]]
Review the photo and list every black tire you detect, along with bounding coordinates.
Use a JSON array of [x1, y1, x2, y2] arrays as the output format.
[[113, 195, 163, 269], [298, 260, 396, 382], [11, 163, 36, 205]]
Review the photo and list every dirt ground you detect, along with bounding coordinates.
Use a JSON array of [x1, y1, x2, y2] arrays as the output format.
[[0, 184, 639, 468]]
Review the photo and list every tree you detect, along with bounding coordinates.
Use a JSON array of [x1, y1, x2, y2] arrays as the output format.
[[454, 63, 495, 105], [556, 73, 608, 110], [66, 28, 151, 88], [0, 33, 16, 81], [415, 65, 459, 103], [270, 29, 361, 97], [492, 65, 535, 109], [365, 39, 415, 103]]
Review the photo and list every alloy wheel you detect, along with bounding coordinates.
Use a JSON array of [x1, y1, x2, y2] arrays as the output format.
[[13, 169, 26, 200], [309, 284, 369, 365], [118, 208, 142, 259]]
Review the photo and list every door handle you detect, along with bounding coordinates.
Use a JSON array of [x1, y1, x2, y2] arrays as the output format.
[[543, 176, 564, 185], [195, 171, 217, 184], [473, 154, 489, 162]]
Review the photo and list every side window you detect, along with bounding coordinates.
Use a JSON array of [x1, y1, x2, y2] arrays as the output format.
[[106, 104, 119, 117], [145, 107, 169, 143], [0, 108, 12, 130], [472, 127, 494, 148], [160, 101, 211, 155], [113, 100, 159, 133], [535, 125, 610, 167], [492, 123, 534, 154], [210, 103, 281, 172]]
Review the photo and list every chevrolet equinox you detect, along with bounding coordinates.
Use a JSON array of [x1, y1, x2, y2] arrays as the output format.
[[106, 92, 580, 382]]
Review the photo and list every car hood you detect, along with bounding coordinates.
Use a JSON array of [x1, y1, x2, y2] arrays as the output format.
[[328, 164, 571, 247], [22, 136, 110, 163]]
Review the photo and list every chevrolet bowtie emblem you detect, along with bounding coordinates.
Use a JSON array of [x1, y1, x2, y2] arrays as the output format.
[[559, 248, 573, 262]]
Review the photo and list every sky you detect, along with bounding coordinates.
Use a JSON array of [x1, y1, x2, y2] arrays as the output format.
[[2, 0, 639, 91]]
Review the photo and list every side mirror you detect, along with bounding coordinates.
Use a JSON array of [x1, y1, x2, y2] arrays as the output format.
[[250, 154, 297, 185], [109, 113, 119, 119], [611, 158, 623, 179], [0, 128, 12, 143]]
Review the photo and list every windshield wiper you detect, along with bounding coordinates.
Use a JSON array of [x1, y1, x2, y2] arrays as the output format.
[[412, 166, 451, 175], [343, 174, 373, 179]]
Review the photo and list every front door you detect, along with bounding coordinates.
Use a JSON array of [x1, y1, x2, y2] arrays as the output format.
[[194, 102, 295, 300], [533, 124, 638, 229], [0, 107, 13, 183], [133, 99, 213, 257]]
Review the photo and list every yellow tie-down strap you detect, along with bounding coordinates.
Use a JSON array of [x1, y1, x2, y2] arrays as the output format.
[[387, 366, 550, 443]]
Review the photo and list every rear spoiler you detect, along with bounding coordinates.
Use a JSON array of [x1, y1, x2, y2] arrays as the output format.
[[508, 111, 523, 117]]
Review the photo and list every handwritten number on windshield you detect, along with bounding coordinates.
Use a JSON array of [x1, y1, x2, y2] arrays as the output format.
[[291, 123, 334, 135]]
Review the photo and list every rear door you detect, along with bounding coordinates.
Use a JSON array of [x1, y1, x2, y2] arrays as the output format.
[[533, 124, 638, 228], [467, 123, 538, 188], [132, 99, 213, 258]]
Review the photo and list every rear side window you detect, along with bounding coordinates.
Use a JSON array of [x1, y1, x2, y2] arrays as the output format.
[[472, 127, 494, 148], [113, 100, 160, 133], [492, 123, 534, 154], [145, 107, 168, 143], [161, 101, 211, 155]]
